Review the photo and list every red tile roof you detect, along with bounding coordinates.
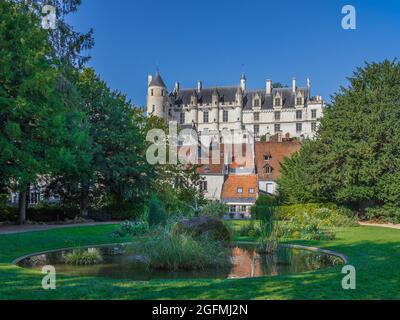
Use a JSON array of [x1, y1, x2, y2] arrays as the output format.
[[221, 175, 258, 200], [255, 141, 301, 181]]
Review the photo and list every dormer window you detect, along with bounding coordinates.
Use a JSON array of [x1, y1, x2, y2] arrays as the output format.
[[275, 98, 281, 106], [237, 187, 243, 194], [254, 99, 260, 107], [296, 97, 303, 105]]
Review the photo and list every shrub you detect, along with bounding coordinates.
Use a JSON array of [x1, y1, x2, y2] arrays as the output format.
[[277, 203, 358, 227], [148, 196, 167, 227], [0, 206, 18, 223], [127, 227, 231, 271], [113, 220, 149, 238], [64, 248, 103, 265], [173, 216, 232, 241], [365, 207, 400, 224], [237, 220, 261, 238], [200, 201, 228, 218], [93, 202, 143, 221], [276, 214, 336, 241]]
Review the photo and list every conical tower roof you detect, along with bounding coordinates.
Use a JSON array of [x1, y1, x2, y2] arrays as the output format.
[[149, 71, 166, 87]]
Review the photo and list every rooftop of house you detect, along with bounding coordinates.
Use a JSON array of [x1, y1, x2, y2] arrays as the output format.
[[221, 174, 258, 203], [255, 140, 301, 182]]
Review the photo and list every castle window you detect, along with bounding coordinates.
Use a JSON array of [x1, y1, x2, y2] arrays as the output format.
[[296, 97, 303, 105], [274, 111, 281, 121], [180, 112, 185, 124], [254, 125, 260, 135], [274, 124, 281, 133], [203, 111, 209, 123], [265, 165, 273, 175], [151, 89, 154, 96], [296, 123, 302, 132], [296, 110, 303, 120], [254, 99, 260, 107], [223, 111, 229, 123], [275, 98, 281, 106], [311, 122, 317, 132], [152, 105, 155, 113], [254, 112, 260, 122], [312, 110, 317, 119]]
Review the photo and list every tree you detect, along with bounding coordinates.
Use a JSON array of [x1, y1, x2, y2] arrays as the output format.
[[0, 1, 81, 223], [72, 68, 152, 217], [278, 60, 400, 210]]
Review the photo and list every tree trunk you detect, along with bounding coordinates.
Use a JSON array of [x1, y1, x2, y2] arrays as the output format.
[[79, 184, 89, 218], [18, 190, 27, 225]]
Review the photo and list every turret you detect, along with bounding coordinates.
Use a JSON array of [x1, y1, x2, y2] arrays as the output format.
[[240, 74, 246, 92], [147, 71, 167, 119]]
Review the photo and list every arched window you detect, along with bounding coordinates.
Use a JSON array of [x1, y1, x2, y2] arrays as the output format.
[[265, 165, 273, 175]]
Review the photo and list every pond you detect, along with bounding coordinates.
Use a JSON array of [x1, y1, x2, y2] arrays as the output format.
[[17, 244, 344, 281]]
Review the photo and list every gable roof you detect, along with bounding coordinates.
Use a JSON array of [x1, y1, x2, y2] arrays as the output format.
[[255, 141, 301, 181], [221, 175, 258, 203]]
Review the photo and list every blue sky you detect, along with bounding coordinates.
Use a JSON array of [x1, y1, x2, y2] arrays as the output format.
[[68, 0, 400, 106]]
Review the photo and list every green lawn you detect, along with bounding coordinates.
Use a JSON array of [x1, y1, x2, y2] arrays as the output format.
[[0, 224, 399, 300]]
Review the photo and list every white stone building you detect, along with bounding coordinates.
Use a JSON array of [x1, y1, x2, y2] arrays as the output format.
[[147, 72, 325, 143]]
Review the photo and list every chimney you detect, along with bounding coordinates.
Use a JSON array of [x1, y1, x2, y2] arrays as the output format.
[[148, 74, 153, 86], [174, 81, 180, 93], [266, 80, 272, 95], [292, 78, 296, 93], [307, 78, 311, 99], [197, 80, 202, 93]]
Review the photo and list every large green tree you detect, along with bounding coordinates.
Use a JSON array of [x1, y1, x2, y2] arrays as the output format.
[[0, 0, 84, 223], [278, 60, 400, 210]]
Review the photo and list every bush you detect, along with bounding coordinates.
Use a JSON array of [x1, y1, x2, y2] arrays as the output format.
[[0, 206, 18, 223], [173, 216, 232, 241], [365, 207, 400, 224], [127, 227, 231, 271], [148, 196, 167, 227], [200, 201, 228, 218], [64, 248, 103, 265], [113, 220, 149, 238], [277, 203, 358, 227], [276, 216, 335, 241], [237, 220, 261, 238], [92, 202, 143, 221]]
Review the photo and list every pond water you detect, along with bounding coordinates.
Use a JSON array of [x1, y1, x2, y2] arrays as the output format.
[[17, 244, 344, 281]]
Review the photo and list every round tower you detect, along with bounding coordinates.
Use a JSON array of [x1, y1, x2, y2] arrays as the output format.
[[147, 71, 167, 119]]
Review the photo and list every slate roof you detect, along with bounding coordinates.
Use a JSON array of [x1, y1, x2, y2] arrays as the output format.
[[149, 72, 166, 87], [171, 86, 310, 109]]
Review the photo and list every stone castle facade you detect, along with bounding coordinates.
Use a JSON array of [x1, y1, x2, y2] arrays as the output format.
[[146, 71, 325, 144]]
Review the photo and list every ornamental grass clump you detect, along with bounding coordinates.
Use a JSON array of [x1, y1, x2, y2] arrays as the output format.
[[64, 248, 103, 265], [127, 227, 231, 271]]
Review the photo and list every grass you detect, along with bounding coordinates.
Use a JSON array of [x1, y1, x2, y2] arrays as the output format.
[[0, 223, 399, 300]]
